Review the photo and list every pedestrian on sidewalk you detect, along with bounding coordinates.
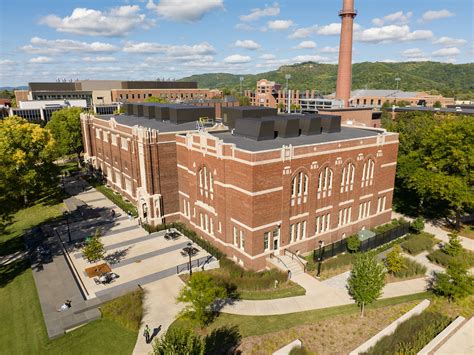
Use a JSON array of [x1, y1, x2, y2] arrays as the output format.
[[288, 270, 292, 280], [127, 212, 132, 221], [143, 324, 151, 344]]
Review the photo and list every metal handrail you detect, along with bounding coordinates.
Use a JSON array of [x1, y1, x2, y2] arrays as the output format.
[[284, 249, 307, 272], [269, 253, 290, 270]]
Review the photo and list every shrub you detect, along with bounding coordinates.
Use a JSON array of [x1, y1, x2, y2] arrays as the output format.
[[347, 235, 361, 253], [411, 216, 425, 233], [444, 233, 463, 257], [153, 326, 203, 354], [385, 245, 404, 274], [364, 311, 451, 354], [427, 249, 474, 268], [371, 218, 407, 234], [432, 261, 474, 301], [401, 232, 437, 255], [394, 258, 427, 279]]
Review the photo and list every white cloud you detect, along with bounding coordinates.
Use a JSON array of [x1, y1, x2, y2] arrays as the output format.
[[401, 48, 426, 58], [234, 39, 261, 50], [355, 25, 433, 43], [240, 3, 280, 21], [29, 56, 54, 63], [83, 56, 117, 62], [39, 5, 148, 37], [234, 23, 255, 31], [21, 37, 118, 55], [0, 59, 14, 65], [146, 0, 223, 22], [432, 47, 460, 57], [267, 20, 293, 31], [223, 54, 252, 64], [421, 9, 454, 22], [260, 54, 275, 60], [288, 25, 318, 39], [123, 41, 215, 59], [433, 37, 467, 47], [320, 46, 339, 53], [294, 40, 317, 49], [372, 11, 413, 26], [316, 23, 342, 35]]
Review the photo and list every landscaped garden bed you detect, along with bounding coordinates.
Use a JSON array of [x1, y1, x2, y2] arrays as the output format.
[[386, 257, 427, 283], [180, 258, 305, 300], [362, 310, 452, 354], [401, 232, 438, 255], [427, 249, 474, 267]]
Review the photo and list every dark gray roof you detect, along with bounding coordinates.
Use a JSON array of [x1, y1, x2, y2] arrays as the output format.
[[211, 127, 382, 152], [100, 114, 198, 133]]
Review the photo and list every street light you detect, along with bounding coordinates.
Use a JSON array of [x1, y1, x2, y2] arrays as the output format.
[[183, 242, 194, 276], [395, 77, 401, 91], [316, 240, 324, 277], [285, 74, 291, 113], [239, 76, 244, 96]]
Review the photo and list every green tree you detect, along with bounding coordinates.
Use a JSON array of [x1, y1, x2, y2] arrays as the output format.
[[346, 235, 361, 253], [238, 95, 251, 106], [444, 233, 463, 257], [347, 253, 386, 317], [177, 272, 227, 326], [82, 230, 105, 267], [0, 116, 57, 213], [411, 217, 425, 234], [113, 106, 124, 114], [385, 245, 405, 274], [433, 100, 442, 108], [396, 100, 410, 107], [277, 102, 285, 112], [153, 327, 203, 355], [144, 96, 169, 103], [46, 107, 83, 166], [432, 261, 474, 301]]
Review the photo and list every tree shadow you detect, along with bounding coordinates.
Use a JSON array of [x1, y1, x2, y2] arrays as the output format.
[[0, 258, 30, 288], [203, 325, 242, 355], [104, 247, 131, 265]]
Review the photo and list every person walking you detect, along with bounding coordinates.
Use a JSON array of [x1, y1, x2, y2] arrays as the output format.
[[143, 324, 151, 344]]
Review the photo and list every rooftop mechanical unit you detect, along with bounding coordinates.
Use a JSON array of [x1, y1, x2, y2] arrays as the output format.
[[222, 106, 277, 129], [234, 118, 275, 141]]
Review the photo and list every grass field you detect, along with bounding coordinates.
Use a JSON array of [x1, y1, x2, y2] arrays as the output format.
[[0, 195, 140, 354]]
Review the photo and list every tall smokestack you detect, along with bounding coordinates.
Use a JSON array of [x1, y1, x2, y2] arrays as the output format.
[[335, 0, 357, 107]]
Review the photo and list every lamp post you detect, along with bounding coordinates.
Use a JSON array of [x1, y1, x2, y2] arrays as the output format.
[[239, 76, 244, 96], [185, 242, 193, 276], [316, 240, 324, 277], [285, 74, 291, 113], [395, 77, 401, 91]]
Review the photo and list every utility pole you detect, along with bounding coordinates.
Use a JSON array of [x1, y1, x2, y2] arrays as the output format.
[[239, 76, 244, 96], [395, 77, 401, 91]]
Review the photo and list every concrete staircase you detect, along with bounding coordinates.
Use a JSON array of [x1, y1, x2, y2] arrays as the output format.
[[268, 254, 305, 277]]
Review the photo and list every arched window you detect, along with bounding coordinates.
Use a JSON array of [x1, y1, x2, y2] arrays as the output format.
[[317, 166, 333, 199], [361, 159, 375, 187], [340, 162, 355, 193], [198, 166, 214, 199], [291, 171, 308, 205]]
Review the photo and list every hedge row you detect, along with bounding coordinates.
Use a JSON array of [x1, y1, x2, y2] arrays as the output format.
[[427, 249, 474, 268], [143, 222, 225, 260], [401, 232, 437, 255]]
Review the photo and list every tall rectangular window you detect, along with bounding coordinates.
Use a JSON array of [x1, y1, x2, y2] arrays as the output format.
[[240, 231, 245, 250], [290, 224, 295, 242], [264, 232, 270, 251], [233, 227, 238, 246]]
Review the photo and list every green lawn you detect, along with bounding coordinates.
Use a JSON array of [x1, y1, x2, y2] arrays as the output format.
[[0, 195, 140, 354], [170, 292, 431, 338], [239, 284, 306, 300]]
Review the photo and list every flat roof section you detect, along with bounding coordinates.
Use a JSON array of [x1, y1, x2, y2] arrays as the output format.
[[99, 114, 198, 133], [212, 126, 381, 152]]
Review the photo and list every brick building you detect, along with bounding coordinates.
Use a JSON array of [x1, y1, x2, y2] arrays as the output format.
[[81, 103, 398, 270]]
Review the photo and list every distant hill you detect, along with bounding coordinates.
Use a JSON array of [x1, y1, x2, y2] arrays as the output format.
[[0, 86, 28, 91], [179, 61, 474, 99]]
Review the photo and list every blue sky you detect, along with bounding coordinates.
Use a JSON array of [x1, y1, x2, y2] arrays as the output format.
[[0, 0, 472, 86]]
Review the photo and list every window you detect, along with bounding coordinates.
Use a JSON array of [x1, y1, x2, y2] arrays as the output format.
[[361, 159, 375, 187], [210, 218, 214, 235], [291, 171, 309, 205], [316, 213, 331, 234], [198, 166, 214, 199], [264, 232, 270, 251], [233, 227, 238, 246], [377, 196, 387, 213], [121, 138, 129, 151], [290, 224, 295, 242], [200, 213, 204, 229], [96, 129, 101, 139], [111, 134, 117, 145], [359, 201, 371, 219], [240, 231, 245, 250], [338, 207, 352, 227], [125, 179, 132, 193], [302, 221, 307, 239], [317, 166, 333, 198], [340, 162, 355, 193]]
